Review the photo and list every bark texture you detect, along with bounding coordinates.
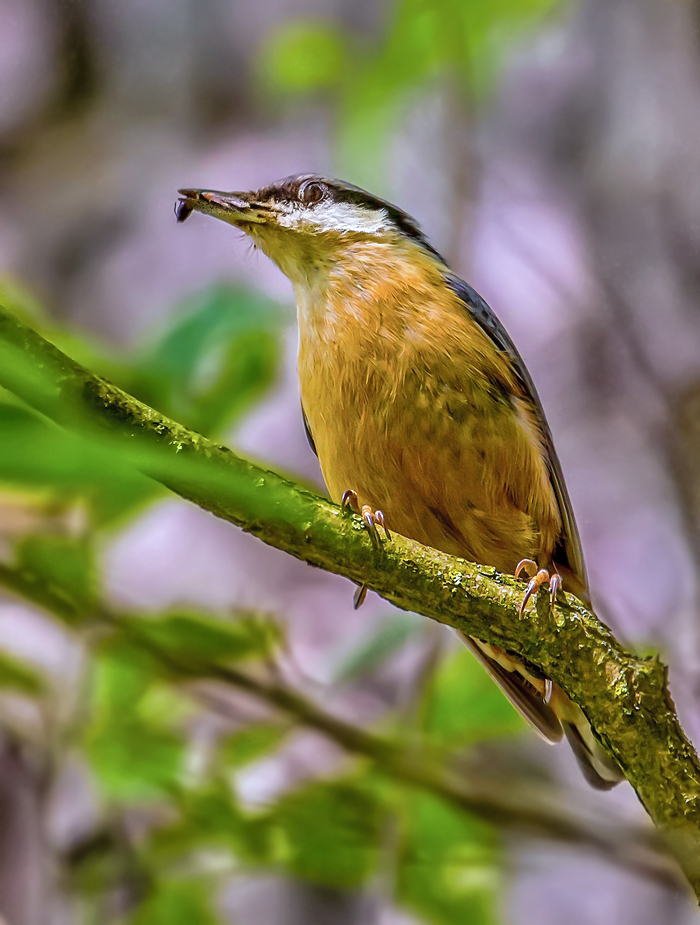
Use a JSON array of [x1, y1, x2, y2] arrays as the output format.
[[1, 303, 699, 896]]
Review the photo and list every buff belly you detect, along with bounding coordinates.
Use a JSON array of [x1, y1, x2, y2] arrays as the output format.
[[300, 358, 552, 575]]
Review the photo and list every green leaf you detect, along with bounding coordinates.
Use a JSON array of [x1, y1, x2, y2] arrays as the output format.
[[87, 706, 184, 803], [0, 275, 131, 387], [0, 650, 44, 694], [125, 612, 281, 671], [396, 791, 499, 925], [273, 780, 383, 888], [86, 644, 185, 801], [334, 611, 423, 683], [0, 399, 158, 525], [425, 648, 524, 746], [260, 22, 346, 93], [150, 785, 273, 866], [131, 880, 219, 925], [66, 830, 125, 894], [137, 681, 195, 727], [222, 722, 289, 768], [0, 283, 284, 525], [132, 285, 283, 436]]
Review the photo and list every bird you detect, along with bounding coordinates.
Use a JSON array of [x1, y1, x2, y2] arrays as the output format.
[[175, 174, 622, 789]]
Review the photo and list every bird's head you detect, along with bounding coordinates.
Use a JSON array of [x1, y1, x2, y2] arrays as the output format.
[[176, 174, 444, 285]]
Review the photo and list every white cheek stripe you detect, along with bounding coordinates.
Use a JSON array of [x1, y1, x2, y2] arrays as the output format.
[[277, 200, 387, 234]]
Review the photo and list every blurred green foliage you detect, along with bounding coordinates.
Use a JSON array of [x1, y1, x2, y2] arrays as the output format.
[[426, 648, 524, 745], [125, 611, 281, 669], [129, 285, 284, 437], [132, 882, 220, 925], [263, 22, 346, 93], [274, 780, 383, 888], [259, 0, 559, 180], [397, 791, 498, 924], [0, 649, 45, 695], [87, 641, 187, 802], [0, 399, 156, 523], [222, 722, 289, 767], [0, 281, 284, 525], [17, 533, 97, 617]]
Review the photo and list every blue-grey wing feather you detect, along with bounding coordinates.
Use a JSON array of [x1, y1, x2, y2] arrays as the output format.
[[446, 275, 588, 596], [302, 405, 318, 457]]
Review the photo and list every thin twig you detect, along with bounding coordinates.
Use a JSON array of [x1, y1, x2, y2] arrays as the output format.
[[0, 560, 680, 889]]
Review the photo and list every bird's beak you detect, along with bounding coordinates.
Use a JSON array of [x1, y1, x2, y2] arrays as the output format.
[[175, 188, 268, 225]]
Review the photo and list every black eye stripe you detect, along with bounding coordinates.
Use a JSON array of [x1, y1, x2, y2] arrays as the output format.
[[254, 174, 446, 262]]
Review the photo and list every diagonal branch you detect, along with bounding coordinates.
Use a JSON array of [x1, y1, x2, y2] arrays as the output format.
[[1, 303, 699, 896]]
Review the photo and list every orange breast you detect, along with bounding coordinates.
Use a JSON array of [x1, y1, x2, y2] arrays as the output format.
[[296, 242, 561, 573]]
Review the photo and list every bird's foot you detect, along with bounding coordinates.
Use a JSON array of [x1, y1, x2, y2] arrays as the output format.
[[341, 489, 391, 609], [514, 559, 562, 617], [341, 489, 391, 548]]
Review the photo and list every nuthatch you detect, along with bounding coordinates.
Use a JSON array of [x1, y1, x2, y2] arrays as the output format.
[[176, 174, 622, 789]]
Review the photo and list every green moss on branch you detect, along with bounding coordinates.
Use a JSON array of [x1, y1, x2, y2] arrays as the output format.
[[0, 303, 699, 896]]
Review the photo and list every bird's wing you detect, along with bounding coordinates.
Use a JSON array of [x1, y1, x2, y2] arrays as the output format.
[[446, 275, 589, 600], [302, 405, 318, 457]]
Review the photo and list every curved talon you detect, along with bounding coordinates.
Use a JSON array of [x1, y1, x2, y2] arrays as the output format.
[[544, 678, 553, 704], [342, 489, 360, 513], [374, 509, 391, 541], [515, 558, 538, 582], [362, 505, 381, 548], [516, 564, 563, 617], [353, 584, 368, 609], [341, 489, 391, 607], [549, 572, 562, 609], [360, 505, 391, 546], [341, 489, 390, 546]]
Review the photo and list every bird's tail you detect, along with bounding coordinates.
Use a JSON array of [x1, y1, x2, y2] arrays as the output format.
[[550, 685, 623, 789], [461, 633, 623, 789]]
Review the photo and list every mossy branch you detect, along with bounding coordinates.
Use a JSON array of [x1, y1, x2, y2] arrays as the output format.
[[0, 303, 699, 896]]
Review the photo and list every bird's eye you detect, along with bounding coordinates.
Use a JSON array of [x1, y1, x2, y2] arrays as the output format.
[[299, 181, 325, 205]]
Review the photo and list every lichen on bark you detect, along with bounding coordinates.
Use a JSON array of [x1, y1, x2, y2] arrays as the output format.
[[1, 303, 700, 898]]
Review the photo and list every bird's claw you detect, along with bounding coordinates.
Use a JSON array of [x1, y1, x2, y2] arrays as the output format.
[[341, 489, 391, 548], [342, 489, 391, 608], [361, 506, 390, 547], [353, 584, 368, 610], [341, 488, 359, 512], [514, 559, 562, 617]]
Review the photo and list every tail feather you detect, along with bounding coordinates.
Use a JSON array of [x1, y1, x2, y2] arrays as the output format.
[[460, 633, 563, 743], [461, 632, 623, 788], [562, 722, 621, 790]]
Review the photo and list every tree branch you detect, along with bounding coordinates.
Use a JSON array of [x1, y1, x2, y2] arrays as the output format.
[[0, 561, 680, 890], [1, 303, 699, 896]]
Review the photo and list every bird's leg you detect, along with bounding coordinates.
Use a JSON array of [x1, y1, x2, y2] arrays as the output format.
[[341, 489, 391, 609], [514, 559, 562, 617]]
